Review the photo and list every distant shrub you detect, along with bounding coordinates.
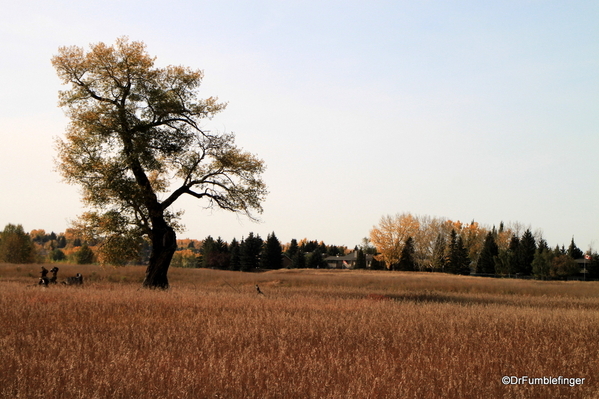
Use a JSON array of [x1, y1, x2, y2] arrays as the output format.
[[74, 244, 94, 264], [49, 249, 66, 262]]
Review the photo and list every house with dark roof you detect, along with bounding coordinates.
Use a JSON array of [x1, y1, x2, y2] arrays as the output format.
[[324, 251, 374, 269]]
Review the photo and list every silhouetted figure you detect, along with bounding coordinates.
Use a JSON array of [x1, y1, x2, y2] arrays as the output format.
[[63, 273, 83, 286], [49, 267, 59, 284], [255, 284, 264, 295], [38, 267, 49, 286]]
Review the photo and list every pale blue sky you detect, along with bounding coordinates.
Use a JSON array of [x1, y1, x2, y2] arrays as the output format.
[[0, 1, 597, 250]]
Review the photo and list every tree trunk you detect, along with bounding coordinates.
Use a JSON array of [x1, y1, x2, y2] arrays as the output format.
[[143, 221, 177, 289]]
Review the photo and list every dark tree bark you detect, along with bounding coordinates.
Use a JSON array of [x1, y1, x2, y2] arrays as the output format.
[[143, 219, 177, 289]]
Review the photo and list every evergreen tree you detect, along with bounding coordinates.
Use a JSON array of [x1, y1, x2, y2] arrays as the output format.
[[200, 236, 216, 269], [477, 232, 498, 274], [261, 232, 282, 269], [444, 230, 459, 274], [537, 238, 549, 253], [431, 233, 446, 272], [302, 240, 318, 253], [229, 238, 241, 271], [307, 248, 326, 269], [318, 242, 328, 255], [517, 229, 536, 275], [327, 245, 343, 256], [567, 238, 584, 260], [445, 230, 470, 274], [355, 249, 367, 269], [57, 235, 67, 249], [240, 233, 263, 271], [507, 235, 520, 275], [213, 237, 229, 270], [198, 236, 230, 269], [211, 237, 230, 269], [286, 239, 299, 259], [456, 235, 471, 275], [0, 224, 37, 264], [397, 237, 416, 271], [292, 250, 306, 269]]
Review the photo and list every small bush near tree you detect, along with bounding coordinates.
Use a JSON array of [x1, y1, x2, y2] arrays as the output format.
[[74, 244, 94, 264], [49, 249, 66, 262]]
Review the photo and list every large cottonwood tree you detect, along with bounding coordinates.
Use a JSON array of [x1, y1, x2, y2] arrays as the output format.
[[52, 37, 267, 288]]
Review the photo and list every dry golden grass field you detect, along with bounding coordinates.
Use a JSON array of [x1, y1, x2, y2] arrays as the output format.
[[1, 263, 598, 399]]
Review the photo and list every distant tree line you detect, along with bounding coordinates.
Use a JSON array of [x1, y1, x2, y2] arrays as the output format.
[[0, 223, 97, 264], [2, 219, 597, 281], [369, 213, 598, 280], [170, 233, 353, 271]]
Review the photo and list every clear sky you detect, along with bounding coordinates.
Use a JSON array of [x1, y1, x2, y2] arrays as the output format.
[[1, 1, 597, 250]]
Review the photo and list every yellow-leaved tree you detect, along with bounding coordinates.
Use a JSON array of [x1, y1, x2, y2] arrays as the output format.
[[369, 213, 420, 269]]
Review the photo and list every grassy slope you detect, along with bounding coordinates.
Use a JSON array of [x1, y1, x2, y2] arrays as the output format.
[[1, 264, 598, 398]]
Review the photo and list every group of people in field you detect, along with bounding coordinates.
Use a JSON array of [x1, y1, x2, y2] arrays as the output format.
[[38, 266, 83, 286]]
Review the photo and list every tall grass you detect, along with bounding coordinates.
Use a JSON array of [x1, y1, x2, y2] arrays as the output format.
[[1, 264, 598, 398]]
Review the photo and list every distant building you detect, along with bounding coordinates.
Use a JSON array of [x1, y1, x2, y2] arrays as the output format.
[[324, 251, 374, 269], [282, 254, 292, 269]]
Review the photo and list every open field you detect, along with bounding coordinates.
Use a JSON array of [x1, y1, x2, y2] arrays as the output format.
[[1, 263, 599, 398]]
